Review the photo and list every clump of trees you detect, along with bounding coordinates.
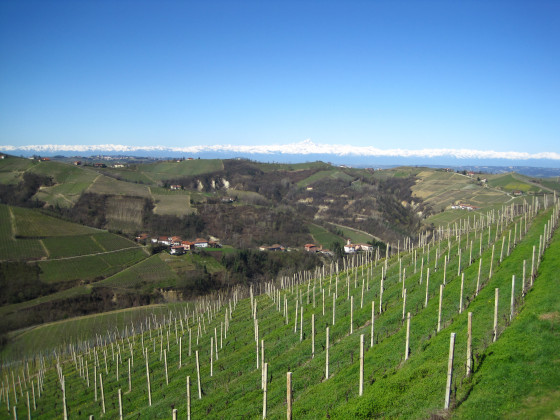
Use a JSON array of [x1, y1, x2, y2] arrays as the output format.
[[221, 249, 322, 284], [0, 262, 52, 305], [0, 172, 53, 207]]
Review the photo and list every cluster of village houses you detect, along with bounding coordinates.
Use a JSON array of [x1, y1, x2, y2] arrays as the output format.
[[259, 239, 373, 255], [138, 233, 371, 256], [135, 234, 221, 255], [450, 203, 481, 211]]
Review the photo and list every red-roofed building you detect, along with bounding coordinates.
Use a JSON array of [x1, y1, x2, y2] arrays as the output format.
[[194, 238, 208, 248]]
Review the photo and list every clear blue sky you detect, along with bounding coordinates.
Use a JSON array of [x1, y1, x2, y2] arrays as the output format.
[[1, 0, 558, 154]]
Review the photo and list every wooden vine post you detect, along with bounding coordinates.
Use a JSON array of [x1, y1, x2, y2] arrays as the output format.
[[311, 314, 315, 359], [402, 288, 407, 321], [493, 288, 499, 342], [62, 376, 68, 420], [26, 391, 30, 420], [100, 373, 106, 414], [325, 327, 330, 380], [118, 388, 123, 420], [287, 372, 292, 420], [94, 364, 97, 401], [476, 258, 482, 296], [437, 284, 443, 333], [145, 351, 151, 406], [263, 362, 268, 419], [444, 333, 456, 410], [466, 312, 472, 377], [350, 296, 354, 334], [425, 268, 430, 307], [459, 273, 464, 314], [164, 349, 169, 384], [186, 376, 191, 420], [371, 301, 375, 348], [196, 350, 202, 399], [332, 295, 336, 325], [510, 275, 515, 320], [359, 334, 364, 396], [405, 312, 411, 361], [296, 305, 302, 341], [379, 274, 384, 314]]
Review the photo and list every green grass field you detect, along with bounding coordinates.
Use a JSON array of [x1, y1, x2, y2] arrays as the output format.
[[0, 205, 47, 260], [453, 227, 560, 418], [307, 223, 344, 248], [28, 161, 98, 206], [95, 254, 179, 290], [487, 173, 541, 193], [329, 223, 375, 244], [139, 159, 224, 179], [295, 168, 356, 188], [11, 205, 99, 237], [151, 193, 193, 216], [38, 248, 148, 284], [86, 174, 151, 197]]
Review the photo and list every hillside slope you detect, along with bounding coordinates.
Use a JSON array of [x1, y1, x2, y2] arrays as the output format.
[[0, 197, 556, 419]]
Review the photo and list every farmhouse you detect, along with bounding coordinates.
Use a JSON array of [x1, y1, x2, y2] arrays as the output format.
[[157, 236, 171, 246], [259, 244, 286, 252], [344, 239, 359, 254], [305, 243, 320, 252], [169, 184, 182, 190], [135, 233, 149, 242], [0, 154, 5, 159], [512, 190, 523, 196], [169, 236, 182, 245], [170, 245, 186, 255], [194, 238, 208, 248], [451, 203, 480, 211]]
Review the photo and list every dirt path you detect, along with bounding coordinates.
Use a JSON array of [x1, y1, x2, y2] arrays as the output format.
[[34, 245, 149, 262], [330, 222, 384, 243], [8, 206, 16, 239], [511, 173, 555, 194]]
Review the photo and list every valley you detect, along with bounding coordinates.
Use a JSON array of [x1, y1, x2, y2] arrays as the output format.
[[0, 155, 559, 418]]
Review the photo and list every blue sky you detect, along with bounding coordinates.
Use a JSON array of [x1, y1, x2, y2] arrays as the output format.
[[1, 0, 559, 156]]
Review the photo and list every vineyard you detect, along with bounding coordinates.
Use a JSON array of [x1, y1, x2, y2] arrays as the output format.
[[0, 195, 558, 418]]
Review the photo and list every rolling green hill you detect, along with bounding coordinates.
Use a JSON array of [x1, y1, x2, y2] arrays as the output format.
[[0, 196, 557, 419]]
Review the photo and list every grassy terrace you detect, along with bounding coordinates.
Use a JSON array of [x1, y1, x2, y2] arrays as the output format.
[[1, 198, 556, 419]]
